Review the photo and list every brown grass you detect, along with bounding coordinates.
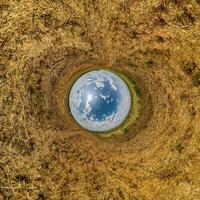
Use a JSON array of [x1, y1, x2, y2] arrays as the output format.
[[1, 0, 200, 199]]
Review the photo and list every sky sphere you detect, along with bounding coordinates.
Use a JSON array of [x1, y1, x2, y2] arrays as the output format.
[[68, 70, 131, 132]]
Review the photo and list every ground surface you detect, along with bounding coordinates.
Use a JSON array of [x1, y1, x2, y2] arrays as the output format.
[[1, 0, 200, 199]]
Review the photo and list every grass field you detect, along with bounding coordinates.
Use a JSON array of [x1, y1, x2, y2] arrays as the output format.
[[1, 0, 200, 199]]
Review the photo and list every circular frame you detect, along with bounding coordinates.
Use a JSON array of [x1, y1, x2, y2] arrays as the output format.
[[64, 65, 141, 137]]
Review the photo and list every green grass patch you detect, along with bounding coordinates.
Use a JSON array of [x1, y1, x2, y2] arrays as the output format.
[[145, 60, 155, 67], [192, 72, 200, 86]]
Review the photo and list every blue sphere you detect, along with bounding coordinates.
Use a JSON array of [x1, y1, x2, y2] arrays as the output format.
[[69, 70, 131, 132]]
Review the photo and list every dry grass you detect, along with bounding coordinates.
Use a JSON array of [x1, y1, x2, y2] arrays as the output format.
[[1, 0, 200, 199]]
